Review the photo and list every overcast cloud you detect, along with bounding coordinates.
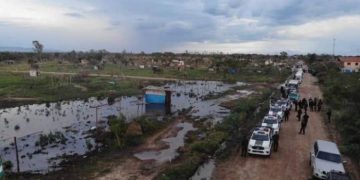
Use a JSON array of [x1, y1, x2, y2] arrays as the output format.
[[0, 0, 360, 54]]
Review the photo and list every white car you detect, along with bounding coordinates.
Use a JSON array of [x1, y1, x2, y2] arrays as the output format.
[[268, 105, 284, 121], [261, 116, 281, 134], [310, 140, 346, 179], [286, 79, 300, 90], [276, 99, 292, 111], [247, 126, 273, 156]]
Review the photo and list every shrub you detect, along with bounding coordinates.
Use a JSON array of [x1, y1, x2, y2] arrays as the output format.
[[157, 155, 202, 180]]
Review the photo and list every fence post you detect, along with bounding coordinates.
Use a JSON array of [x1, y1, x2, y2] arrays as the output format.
[[14, 137, 20, 173]]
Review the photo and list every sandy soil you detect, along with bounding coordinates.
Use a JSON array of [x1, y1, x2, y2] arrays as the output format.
[[213, 73, 359, 180]]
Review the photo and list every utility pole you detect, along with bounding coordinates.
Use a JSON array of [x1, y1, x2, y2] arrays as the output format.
[[333, 38, 336, 60], [90, 104, 107, 128], [14, 137, 20, 173]]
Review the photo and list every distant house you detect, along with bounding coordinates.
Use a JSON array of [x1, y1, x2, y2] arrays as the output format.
[[4, 60, 15, 64], [80, 59, 89, 65], [29, 68, 39, 77], [29, 64, 40, 77], [339, 57, 360, 73], [264, 59, 273, 65]]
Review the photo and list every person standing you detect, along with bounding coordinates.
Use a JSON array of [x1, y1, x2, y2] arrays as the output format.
[[241, 137, 248, 157], [298, 99, 303, 110], [314, 97, 318, 109], [272, 132, 279, 152], [309, 98, 313, 111], [294, 100, 298, 111], [299, 113, 309, 134], [280, 86, 286, 98], [284, 108, 290, 121], [327, 108, 332, 123], [317, 99, 323, 112], [303, 98, 308, 113], [297, 109, 302, 121]]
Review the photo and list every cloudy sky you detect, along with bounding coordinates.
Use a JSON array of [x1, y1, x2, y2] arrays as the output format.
[[0, 0, 360, 54]]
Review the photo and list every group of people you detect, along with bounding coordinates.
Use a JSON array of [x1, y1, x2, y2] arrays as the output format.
[[293, 97, 323, 113]]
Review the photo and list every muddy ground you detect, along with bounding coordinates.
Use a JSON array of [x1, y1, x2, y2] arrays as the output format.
[[94, 117, 187, 180], [213, 73, 360, 180]]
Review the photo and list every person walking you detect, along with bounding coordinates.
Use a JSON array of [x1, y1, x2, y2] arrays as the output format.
[[284, 108, 290, 121], [327, 108, 332, 123], [272, 132, 279, 152], [299, 113, 309, 134], [297, 109, 302, 121], [314, 97, 318, 109], [317, 99, 323, 112], [241, 137, 248, 157]]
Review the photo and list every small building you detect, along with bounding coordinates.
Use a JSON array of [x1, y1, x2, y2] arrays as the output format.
[[29, 69, 39, 77], [4, 60, 15, 64], [265, 59, 273, 65], [80, 59, 89, 65], [339, 57, 360, 73]]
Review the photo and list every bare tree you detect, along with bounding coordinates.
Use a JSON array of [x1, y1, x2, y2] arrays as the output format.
[[32, 41, 44, 61]]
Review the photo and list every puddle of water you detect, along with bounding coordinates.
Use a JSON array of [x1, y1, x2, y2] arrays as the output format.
[[133, 122, 196, 163], [0, 80, 241, 173], [190, 159, 215, 180]]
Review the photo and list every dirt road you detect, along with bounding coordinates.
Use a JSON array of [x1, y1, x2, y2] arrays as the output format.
[[213, 73, 336, 180]]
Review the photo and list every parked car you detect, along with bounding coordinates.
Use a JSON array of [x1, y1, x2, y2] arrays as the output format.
[[268, 105, 284, 121], [0, 158, 3, 180], [276, 99, 292, 111], [247, 126, 273, 156], [325, 171, 351, 180], [261, 115, 281, 134], [286, 79, 300, 90], [288, 90, 300, 102], [310, 140, 346, 179]]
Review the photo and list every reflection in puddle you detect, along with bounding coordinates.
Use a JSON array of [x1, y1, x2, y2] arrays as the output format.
[[134, 122, 196, 163], [190, 159, 215, 180]]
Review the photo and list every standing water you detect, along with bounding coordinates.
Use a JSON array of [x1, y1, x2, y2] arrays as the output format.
[[0, 80, 241, 173]]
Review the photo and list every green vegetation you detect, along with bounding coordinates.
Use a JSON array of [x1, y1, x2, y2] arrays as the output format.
[[36, 131, 67, 147], [308, 56, 360, 162], [108, 115, 128, 148], [0, 72, 142, 103], [0, 59, 290, 83], [106, 115, 171, 149]]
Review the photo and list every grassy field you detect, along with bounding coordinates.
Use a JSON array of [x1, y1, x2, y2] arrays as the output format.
[[0, 60, 290, 107], [0, 61, 291, 83], [0, 72, 142, 103]]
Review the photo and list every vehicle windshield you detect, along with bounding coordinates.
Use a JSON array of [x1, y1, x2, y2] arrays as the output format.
[[252, 134, 269, 141], [270, 107, 281, 112], [264, 118, 277, 124], [278, 101, 286, 104], [317, 151, 342, 163]]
